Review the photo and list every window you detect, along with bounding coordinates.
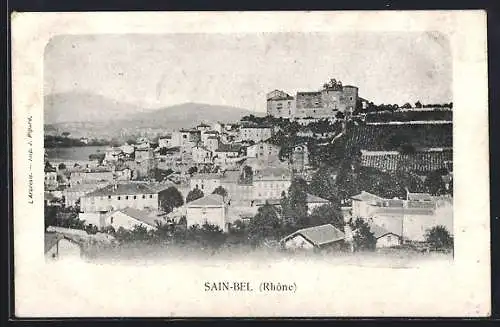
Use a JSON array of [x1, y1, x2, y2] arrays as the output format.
[[110, 217, 114, 224], [142, 195, 146, 199], [108, 195, 111, 200], [117, 196, 121, 200], [350, 97, 353, 101], [387, 235, 391, 242], [133, 195, 137, 200], [149, 195, 153, 199], [125, 196, 129, 200]]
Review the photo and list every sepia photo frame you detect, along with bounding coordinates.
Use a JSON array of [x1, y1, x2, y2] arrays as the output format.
[[10, 10, 490, 318]]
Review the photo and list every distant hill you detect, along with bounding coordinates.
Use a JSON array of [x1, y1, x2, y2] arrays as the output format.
[[126, 102, 259, 130], [45, 96, 262, 139], [44, 92, 145, 124]]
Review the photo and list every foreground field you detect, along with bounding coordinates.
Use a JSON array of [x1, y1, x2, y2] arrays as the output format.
[[85, 243, 453, 268]]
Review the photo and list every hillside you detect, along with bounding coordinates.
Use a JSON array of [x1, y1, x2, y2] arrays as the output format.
[[345, 123, 453, 152], [45, 100, 261, 140], [44, 92, 145, 124]]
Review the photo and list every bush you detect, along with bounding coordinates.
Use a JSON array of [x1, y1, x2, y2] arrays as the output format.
[[425, 225, 453, 250]]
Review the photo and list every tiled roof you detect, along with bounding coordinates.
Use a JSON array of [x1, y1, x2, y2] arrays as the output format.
[[351, 191, 383, 202], [306, 193, 330, 204], [84, 182, 155, 197], [369, 223, 400, 239], [283, 224, 345, 246], [116, 207, 160, 227], [187, 194, 225, 207], [64, 183, 107, 193], [216, 143, 243, 153]]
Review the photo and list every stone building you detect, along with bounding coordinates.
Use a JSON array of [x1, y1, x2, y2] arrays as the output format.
[[266, 79, 359, 119]]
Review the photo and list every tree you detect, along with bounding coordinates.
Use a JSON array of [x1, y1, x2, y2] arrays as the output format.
[[188, 166, 198, 175], [248, 202, 282, 246], [186, 188, 204, 203], [199, 222, 227, 249], [61, 131, 71, 138], [309, 166, 340, 204], [424, 170, 446, 195], [415, 101, 423, 108], [350, 218, 376, 251], [335, 111, 345, 120], [425, 225, 453, 250], [239, 165, 253, 184], [402, 103, 412, 109], [212, 186, 228, 198], [58, 163, 66, 170], [281, 177, 308, 227], [307, 204, 344, 231], [158, 186, 184, 213]]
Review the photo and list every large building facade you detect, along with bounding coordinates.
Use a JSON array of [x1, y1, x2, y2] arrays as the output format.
[[266, 79, 359, 119]]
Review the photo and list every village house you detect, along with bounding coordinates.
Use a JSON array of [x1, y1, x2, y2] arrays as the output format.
[[190, 173, 221, 194], [105, 207, 160, 231], [220, 170, 254, 205], [186, 194, 229, 232], [214, 143, 244, 166], [196, 122, 212, 133], [79, 182, 164, 226], [368, 223, 402, 248], [252, 167, 292, 201], [171, 129, 201, 148], [44, 166, 58, 191], [238, 123, 273, 143], [158, 135, 172, 148], [350, 191, 453, 242], [134, 144, 154, 162], [191, 146, 214, 164], [204, 136, 220, 152], [246, 141, 281, 162], [280, 224, 346, 251], [120, 143, 135, 159], [70, 169, 114, 187], [104, 147, 123, 163], [63, 182, 110, 207]]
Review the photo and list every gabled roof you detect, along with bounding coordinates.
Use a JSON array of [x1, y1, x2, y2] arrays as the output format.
[[369, 224, 400, 239], [84, 182, 156, 197], [306, 193, 330, 204], [283, 224, 345, 246], [351, 191, 382, 202], [115, 207, 160, 227], [187, 194, 225, 207]]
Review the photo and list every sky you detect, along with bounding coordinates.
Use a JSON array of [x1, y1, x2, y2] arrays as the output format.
[[44, 32, 452, 112]]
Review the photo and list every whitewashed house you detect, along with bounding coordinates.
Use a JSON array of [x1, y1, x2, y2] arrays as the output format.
[[186, 194, 228, 232]]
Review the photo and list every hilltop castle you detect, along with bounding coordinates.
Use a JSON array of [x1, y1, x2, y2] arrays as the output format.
[[266, 78, 359, 120]]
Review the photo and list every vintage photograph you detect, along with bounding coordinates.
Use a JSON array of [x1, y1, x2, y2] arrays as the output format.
[[43, 32, 454, 264], [12, 11, 489, 317]]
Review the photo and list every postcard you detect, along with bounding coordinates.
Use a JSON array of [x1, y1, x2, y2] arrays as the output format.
[[12, 10, 490, 317]]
